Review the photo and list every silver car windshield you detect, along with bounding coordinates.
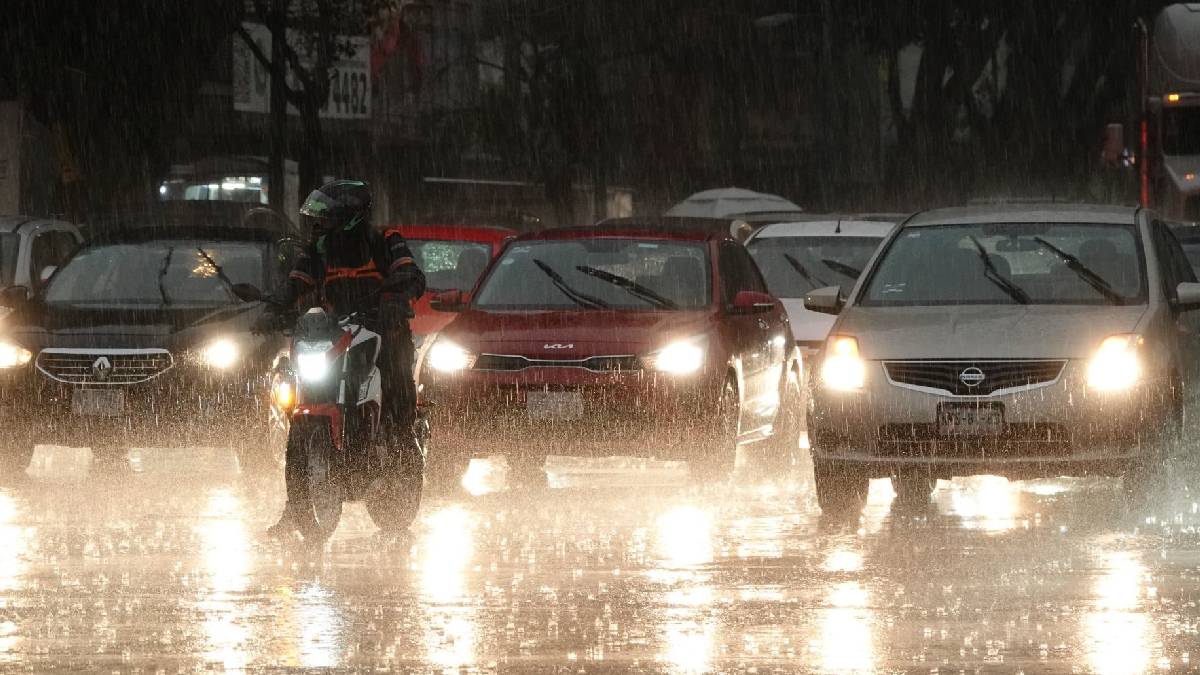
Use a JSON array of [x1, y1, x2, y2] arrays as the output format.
[[474, 239, 711, 311], [0, 233, 17, 287], [747, 236, 882, 297], [861, 223, 1146, 307]]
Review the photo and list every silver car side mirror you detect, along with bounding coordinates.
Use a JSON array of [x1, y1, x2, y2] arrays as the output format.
[[804, 285, 844, 315], [1176, 281, 1200, 311]]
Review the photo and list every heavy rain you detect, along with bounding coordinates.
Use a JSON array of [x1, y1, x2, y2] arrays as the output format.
[[1, 1, 1200, 673]]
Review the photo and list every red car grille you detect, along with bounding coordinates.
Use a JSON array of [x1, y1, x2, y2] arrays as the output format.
[[473, 354, 641, 373]]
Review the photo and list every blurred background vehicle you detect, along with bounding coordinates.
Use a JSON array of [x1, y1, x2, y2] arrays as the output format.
[[420, 225, 801, 488], [744, 218, 893, 364]]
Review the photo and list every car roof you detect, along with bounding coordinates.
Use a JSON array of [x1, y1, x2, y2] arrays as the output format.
[[0, 215, 75, 234], [751, 219, 895, 238], [516, 224, 723, 242], [906, 204, 1141, 227], [89, 202, 296, 243], [384, 223, 516, 243]]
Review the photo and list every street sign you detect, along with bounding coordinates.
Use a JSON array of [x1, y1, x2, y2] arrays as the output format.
[[233, 22, 371, 120]]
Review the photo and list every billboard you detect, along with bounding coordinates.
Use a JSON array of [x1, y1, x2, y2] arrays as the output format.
[[233, 22, 371, 120]]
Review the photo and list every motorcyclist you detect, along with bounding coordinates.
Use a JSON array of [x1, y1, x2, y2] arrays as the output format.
[[259, 179, 425, 537]]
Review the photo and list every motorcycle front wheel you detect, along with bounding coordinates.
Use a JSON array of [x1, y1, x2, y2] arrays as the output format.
[[365, 414, 428, 532], [287, 417, 343, 543]]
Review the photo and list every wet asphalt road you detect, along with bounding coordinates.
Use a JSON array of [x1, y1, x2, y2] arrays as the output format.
[[1, 445, 1199, 673]]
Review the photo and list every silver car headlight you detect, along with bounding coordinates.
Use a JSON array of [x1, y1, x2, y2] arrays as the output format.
[[821, 335, 866, 391], [1087, 334, 1142, 391]]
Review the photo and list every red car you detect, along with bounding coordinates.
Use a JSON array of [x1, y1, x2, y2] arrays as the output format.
[[382, 224, 516, 336], [420, 225, 803, 486]]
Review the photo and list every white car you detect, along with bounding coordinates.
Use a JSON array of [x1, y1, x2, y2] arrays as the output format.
[[0, 216, 83, 299], [804, 205, 1200, 510], [744, 219, 893, 362]]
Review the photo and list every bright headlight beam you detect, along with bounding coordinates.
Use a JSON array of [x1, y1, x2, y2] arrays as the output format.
[[652, 340, 705, 375], [1087, 334, 1142, 391], [429, 340, 474, 373], [296, 352, 329, 382], [202, 338, 239, 369], [822, 335, 866, 391], [0, 342, 32, 368]]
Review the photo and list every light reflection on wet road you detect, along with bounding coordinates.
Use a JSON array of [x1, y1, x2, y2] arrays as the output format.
[[0, 445, 1198, 672]]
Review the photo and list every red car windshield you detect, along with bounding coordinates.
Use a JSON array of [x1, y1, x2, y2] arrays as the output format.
[[474, 238, 711, 311], [409, 239, 493, 293]]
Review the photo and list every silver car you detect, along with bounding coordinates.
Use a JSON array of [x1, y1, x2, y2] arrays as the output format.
[[804, 204, 1200, 510]]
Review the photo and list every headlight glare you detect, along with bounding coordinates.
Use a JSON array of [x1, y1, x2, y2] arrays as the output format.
[[0, 342, 31, 368], [272, 378, 296, 410], [429, 339, 475, 373], [294, 340, 333, 382], [201, 338, 239, 369], [821, 335, 866, 391], [649, 340, 705, 375], [1087, 334, 1142, 391]]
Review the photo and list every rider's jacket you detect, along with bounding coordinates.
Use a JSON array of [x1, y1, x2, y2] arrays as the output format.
[[280, 223, 425, 319]]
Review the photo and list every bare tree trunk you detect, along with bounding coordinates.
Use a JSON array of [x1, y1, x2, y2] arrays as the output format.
[[268, 0, 288, 212]]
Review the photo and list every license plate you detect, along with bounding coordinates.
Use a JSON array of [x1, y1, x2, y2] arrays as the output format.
[[937, 404, 1003, 437], [71, 389, 125, 417], [526, 390, 583, 421]]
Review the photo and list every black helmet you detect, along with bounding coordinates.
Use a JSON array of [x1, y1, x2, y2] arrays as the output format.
[[300, 179, 372, 238]]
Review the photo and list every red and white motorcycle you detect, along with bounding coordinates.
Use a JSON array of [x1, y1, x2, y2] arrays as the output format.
[[266, 304, 427, 542]]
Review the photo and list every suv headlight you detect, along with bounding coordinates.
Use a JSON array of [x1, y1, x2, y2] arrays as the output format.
[[0, 341, 32, 368], [646, 338, 706, 375], [1087, 334, 1142, 391], [821, 335, 865, 391], [201, 338, 240, 369], [429, 339, 476, 373]]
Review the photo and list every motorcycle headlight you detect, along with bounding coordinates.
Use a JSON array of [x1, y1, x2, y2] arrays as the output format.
[[0, 341, 32, 368], [821, 335, 866, 391], [272, 378, 296, 410], [1087, 334, 1142, 391], [294, 340, 333, 382], [646, 339, 706, 375], [201, 338, 240, 369], [428, 339, 476, 373]]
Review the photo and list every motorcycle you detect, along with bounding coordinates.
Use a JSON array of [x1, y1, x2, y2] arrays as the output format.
[[262, 301, 428, 542]]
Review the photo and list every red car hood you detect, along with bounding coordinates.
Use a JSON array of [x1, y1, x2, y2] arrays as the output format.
[[442, 309, 714, 359]]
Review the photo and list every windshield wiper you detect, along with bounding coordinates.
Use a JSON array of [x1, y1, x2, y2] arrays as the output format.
[[575, 265, 678, 309], [1032, 236, 1124, 305], [195, 247, 240, 300], [782, 253, 832, 288], [157, 247, 175, 306], [532, 259, 609, 309], [820, 258, 863, 279], [968, 236, 1030, 304]]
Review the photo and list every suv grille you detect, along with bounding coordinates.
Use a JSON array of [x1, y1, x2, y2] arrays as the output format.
[[36, 349, 174, 385], [473, 354, 641, 373], [883, 359, 1066, 396]]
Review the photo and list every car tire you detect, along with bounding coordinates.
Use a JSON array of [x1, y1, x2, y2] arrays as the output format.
[[366, 414, 427, 532], [765, 366, 803, 469], [286, 417, 343, 544], [690, 376, 739, 481], [813, 460, 869, 513]]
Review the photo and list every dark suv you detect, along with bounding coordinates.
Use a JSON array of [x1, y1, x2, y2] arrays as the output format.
[[0, 203, 297, 474]]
